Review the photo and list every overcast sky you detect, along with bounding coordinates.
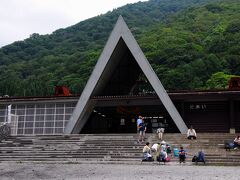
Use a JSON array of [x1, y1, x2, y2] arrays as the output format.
[[0, 0, 147, 47]]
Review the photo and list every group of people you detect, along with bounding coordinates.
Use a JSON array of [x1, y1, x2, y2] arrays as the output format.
[[137, 115, 198, 143], [136, 115, 199, 164], [142, 141, 171, 162], [142, 141, 187, 163], [137, 115, 239, 164]]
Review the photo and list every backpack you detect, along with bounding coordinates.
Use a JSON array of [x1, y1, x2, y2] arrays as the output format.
[[139, 122, 145, 131], [197, 151, 205, 162], [192, 155, 198, 162], [173, 148, 179, 157]]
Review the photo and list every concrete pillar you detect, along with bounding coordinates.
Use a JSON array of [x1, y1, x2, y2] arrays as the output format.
[[229, 100, 235, 134]]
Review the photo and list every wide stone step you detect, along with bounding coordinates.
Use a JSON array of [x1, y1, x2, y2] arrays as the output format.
[[1, 133, 239, 166]]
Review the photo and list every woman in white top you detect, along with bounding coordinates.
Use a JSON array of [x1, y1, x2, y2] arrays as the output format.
[[187, 126, 197, 140], [156, 128, 164, 140], [143, 142, 152, 160]]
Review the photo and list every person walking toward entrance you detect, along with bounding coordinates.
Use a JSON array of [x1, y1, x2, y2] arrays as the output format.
[[138, 119, 146, 143], [136, 115, 143, 131]]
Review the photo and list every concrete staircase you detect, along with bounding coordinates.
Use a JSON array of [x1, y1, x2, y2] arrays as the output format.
[[0, 133, 239, 166], [151, 133, 240, 166]]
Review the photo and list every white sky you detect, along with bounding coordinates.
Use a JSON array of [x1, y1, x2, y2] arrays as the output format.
[[0, 0, 148, 47]]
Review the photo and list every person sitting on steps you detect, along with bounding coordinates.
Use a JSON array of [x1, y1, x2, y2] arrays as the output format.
[[233, 135, 240, 150], [187, 125, 197, 140], [157, 140, 168, 163], [178, 146, 186, 163], [151, 142, 161, 161], [142, 142, 152, 161]]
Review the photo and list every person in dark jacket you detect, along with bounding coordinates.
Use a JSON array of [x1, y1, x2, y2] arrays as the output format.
[[178, 146, 186, 163]]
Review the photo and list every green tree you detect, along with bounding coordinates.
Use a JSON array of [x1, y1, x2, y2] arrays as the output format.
[[205, 72, 239, 89]]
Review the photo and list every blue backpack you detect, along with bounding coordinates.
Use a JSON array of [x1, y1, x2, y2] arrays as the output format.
[[198, 151, 205, 162], [173, 148, 179, 157]]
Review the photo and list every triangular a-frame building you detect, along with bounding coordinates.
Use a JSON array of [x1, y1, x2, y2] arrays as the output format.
[[64, 16, 188, 134]]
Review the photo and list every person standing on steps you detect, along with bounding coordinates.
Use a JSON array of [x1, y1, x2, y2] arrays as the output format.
[[156, 127, 164, 140], [136, 115, 143, 143], [136, 115, 143, 131], [138, 119, 146, 143]]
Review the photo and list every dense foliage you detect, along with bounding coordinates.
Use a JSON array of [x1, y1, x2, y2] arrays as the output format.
[[0, 0, 239, 96]]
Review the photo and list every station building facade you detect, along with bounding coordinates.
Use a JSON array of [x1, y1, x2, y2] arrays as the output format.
[[1, 90, 240, 135]]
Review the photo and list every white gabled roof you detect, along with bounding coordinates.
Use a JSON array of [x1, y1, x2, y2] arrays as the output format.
[[64, 16, 188, 134]]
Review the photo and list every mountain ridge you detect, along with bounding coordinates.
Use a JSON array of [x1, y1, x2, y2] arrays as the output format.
[[0, 0, 239, 96]]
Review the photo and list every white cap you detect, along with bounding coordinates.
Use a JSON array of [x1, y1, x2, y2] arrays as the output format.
[[161, 140, 166, 144]]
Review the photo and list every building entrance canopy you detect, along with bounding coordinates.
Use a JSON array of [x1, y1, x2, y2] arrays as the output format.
[[64, 16, 188, 134]]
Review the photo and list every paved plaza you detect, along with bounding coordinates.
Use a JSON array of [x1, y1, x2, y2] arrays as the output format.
[[0, 162, 239, 180]]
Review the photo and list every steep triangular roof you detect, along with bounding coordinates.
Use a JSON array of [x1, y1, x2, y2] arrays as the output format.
[[64, 16, 188, 134]]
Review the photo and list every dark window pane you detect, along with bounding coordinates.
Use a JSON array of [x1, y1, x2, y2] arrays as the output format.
[[26, 104, 34, 108], [36, 104, 45, 108], [65, 103, 76, 108], [56, 104, 64, 108], [65, 108, 74, 114], [55, 121, 63, 127], [25, 129, 33, 134], [26, 109, 34, 115], [65, 115, 71, 121], [56, 115, 64, 121], [55, 128, 63, 133], [0, 110, 6, 116], [45, 122, 54, 127], [18, 123, 24, 128], [36, 109, 45, 114], [46, 108, 54, 114], [46, 104, 55, 108], [18, 116, 24, 122], [26, 116, 34, 121], [25, 122, 34, 128], [35, 128, 44, 134], [17, 129, 23, 134], [56, 108, 64, 114], [46, 115, 54, 121], [17, 109, 25, 115], [36, 115, 44, 121], [17, 105, 25, 109], [45, 128, 54, 134], [35, 122, 44, 127]]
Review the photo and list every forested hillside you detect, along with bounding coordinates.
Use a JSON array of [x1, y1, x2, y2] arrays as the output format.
[[0, 0, 239, 96]]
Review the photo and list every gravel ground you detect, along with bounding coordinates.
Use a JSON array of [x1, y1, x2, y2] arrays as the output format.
[[0, 162, 239, 180]]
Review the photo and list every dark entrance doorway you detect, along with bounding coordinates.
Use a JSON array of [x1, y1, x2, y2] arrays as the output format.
[[81, 105, 179, 133]]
